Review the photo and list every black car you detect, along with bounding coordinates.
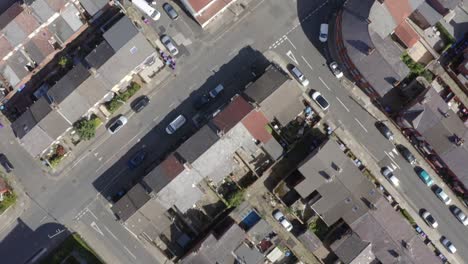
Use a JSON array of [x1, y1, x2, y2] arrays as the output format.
[[128, 150, 147, 169], [0, 154, 13, 173], [194, 94, 211, 110], [131, 96, 150, 113], [163, 3, 179, 20], [375, 121, 394, 140], [397, 144, 416, 165]]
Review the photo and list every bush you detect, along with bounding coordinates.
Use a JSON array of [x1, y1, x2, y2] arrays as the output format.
[[226, 189, 245, 207], [0, 191, 16, 213], [308, 217, 329, 240], [400, 208, 416, 225], [74, 117, 101, 140], [119, 82, 141, 102], [105, 98, 123, 113], [435, 22, 455, 51], [401, 53, 434, 82]]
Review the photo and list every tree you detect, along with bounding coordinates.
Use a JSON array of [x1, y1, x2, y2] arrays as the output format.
[[74, 118, 99, 140], [58, 56, 69, 68]]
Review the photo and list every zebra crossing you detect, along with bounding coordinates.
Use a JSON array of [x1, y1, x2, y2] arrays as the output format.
[[384, 148, 400, 171]]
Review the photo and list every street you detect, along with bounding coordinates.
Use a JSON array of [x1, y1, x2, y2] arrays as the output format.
[[0, 0, 466, 263]]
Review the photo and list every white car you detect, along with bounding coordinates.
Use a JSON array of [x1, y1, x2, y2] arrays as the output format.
[[108, 116, 128, 134], [451, 206, 468, 226], [329, 62, 343, 78], [421, 210, 438, 228], [311, 91, 330, 110], [273, 210, 293, 232], [161, 35, 179, 55], [319, 24, 328, 42], [441, 237, 457, 254], [435, 187, 451, 205], [381, 167, 400, 187]]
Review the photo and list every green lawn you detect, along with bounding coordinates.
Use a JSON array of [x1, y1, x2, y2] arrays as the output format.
[[41, 233, 104, 264]]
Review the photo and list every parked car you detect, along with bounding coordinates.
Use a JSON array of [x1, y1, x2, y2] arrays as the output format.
[[290, 66, 309, 87], [194, 94, 211, 110], [0, 154, 13, 173], [319, 23, 328, 42], [329, 62, 343, 78], [163, 3, 179, 20], [375, 121, 394, 141], [415, 167, 434, 186], [396, 144, 416, 165], [209, 84, 224, 98], [451, 206, 468, 226], [435, 186, 452, 205], [381, 167, 400, 186], [108, 116, 128, 134], [273, 209, 293, 232], [161, 35, 178, 55], [131, 95, 150, 113], [311, 91, 330, 110], [166, 115, 186, 134], [421, 210, 438, 228], [128, 150, 147, 169], [441, 237, 457, 254]]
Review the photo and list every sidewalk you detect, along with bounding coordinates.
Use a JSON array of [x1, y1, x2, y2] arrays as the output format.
[[326, 12, 462, 264]]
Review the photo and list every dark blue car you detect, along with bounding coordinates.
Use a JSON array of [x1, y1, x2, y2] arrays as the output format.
[[128, 150, 147, 169]]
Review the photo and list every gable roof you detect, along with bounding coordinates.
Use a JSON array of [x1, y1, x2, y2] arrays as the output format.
[[331, 232, 373, 264], [47, 64, 91, 104], [394, 21, 420, 48], [103, 16, 139, 52], [212, 96, 253, 133], [243, 64, 289, 104], [142, 153, 185, 193], [241, 110, 272, 144], [111, 183, 151, 221], [176, 125, 219, 163], [85, 41, 115, 69], [79, 0, 108, 16]]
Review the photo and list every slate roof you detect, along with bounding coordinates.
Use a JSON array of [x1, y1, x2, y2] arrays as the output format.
[[103, 16, 139, 52], [85, 41, 115, 69], [416, 1, 443, 26], [29, 0, 55, 23], [142, 153, 185, 193], [60, 4, 83, 32], [48, 15, 74, 43], [330, 232, 372, 264], [233, 243, 264, 264], [212, 96, 253, 133], [176, 125, 219, 163], [243, 64, 289, 104], [111, 183, 151, 221], [79, 0, 108, 16], [48, 64, 91, 104]]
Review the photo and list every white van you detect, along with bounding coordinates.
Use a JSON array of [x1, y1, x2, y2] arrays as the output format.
[[132, 0, 161, 20], [319, 24, 328, 42], [166, 115, 186, 134]]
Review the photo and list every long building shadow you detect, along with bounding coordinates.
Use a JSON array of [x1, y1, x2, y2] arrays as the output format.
[[92, 46, 270, 202], [0, 218, 70, 264]]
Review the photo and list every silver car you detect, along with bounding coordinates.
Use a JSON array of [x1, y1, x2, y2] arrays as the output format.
[[451, 206, 468, 226], [166, 115, 186, 134], [161, 35, 178, 55]]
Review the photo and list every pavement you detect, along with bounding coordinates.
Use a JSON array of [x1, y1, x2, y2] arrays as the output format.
[[0, 0, 466, 263]]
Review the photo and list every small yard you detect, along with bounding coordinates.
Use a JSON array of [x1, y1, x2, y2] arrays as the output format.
[[435, 22, 455, 52], [73, 116, 102, 141], [0, 191, 16, 214], [401, 52, 434, 82], [308, 216, 330, 241], [226, 188, 245, 208], [40, 233, 103, 264], [47, 145, 67, 168], [105, 82, 142, 113]]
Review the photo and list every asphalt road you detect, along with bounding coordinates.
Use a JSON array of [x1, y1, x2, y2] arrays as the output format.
[[0, 0, 466, 263]]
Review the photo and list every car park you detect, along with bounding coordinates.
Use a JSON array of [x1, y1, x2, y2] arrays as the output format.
[[381, 167, 399, 186], [421, 210, 438, 228], [166, 115, 186, 134], [273, 209, 293, 232], [451, 206, 468, 226], [131, 96, 150, 113], [435, 186, 451, 205], [0, 154, 13, 173], [375, 122, 393, 141], [415, 167, 433, 186], [194, 94, 211, 110], [161, 35, 178, 55], [329, 62, 343, 78], [128, 150, 147, 169], [319, 24, 328, 42], [163, 3, 178, 20], [311, 91, 330, 110], [209, 84, 224, 98], [108, 116, 128, 134], [441, 237, 457, 254], [396, 145, 416, 165], [290, 66, 309, 86]]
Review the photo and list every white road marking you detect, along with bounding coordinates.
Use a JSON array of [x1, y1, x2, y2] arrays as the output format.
[[48, 228, 66, 239], [392, 148, 399, 155], [286, 37, 296, 49], [301, 56, 313, 71], [354, 118, 368, 133], [87, 209, 98, 220], [336, 97, 350, 112], [391, 163, 397, 170], [388, 151, 394, 158], [286, 50, 298, 64], [104, 226, 119, 241], [124, 246, 137, 260], [188, 84, 196, 90], [91, 221, 104, 236], [153, 115, 160, 122], [169, 101, 177, 108], [318, 76, 331, 90], [385, 151, 401, 169], [39, 216, 47, 223]]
